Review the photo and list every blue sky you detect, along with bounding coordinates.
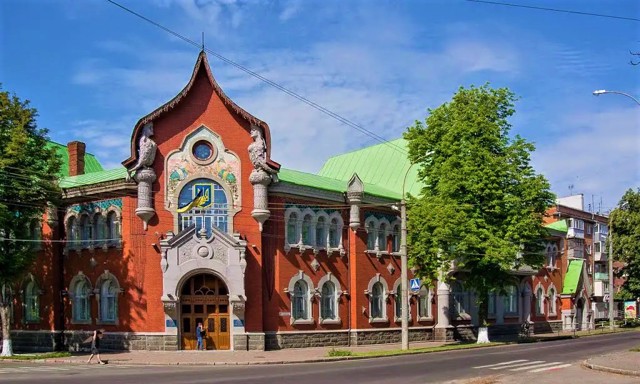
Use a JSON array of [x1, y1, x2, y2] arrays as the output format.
[[2, 0, 639, 212]]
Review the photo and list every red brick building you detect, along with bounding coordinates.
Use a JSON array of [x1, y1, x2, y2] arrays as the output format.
[[4, 52, 592, 352]]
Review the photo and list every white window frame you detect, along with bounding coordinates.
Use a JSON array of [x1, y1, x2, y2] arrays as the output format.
[[300, 208, 315, 249], [364, 216, 379, 252], [391, 221, 401, 254], [547, 285, 557, 316], [503, 285, 519, 316], [317, 272, 342, 324], [286, 271, 314, 325], [417, 285, 433, 321], [327, 212, 344, 254], [23, 276, 40, 324], [104, 207, 122, 248], [315, 211, 329, 249], [366, 274, 389, 323], [451, 281, 470, 319], [284, 207, 303, 252], [69, 273, 92, 324], [95, 270, 122, 325], [535, 285, 544, 316]]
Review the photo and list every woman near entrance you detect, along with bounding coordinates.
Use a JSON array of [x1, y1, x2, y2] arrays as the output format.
[[196, 322, 205, 350]]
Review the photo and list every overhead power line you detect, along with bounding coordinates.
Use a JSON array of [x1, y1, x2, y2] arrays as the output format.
[[465, 0, 640, 22], [104, 0, 408, 155]]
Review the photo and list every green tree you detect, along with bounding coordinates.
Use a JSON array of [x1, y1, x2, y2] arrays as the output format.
[[0, 86, 61, 356], [610, 188, 640, 301], [404, 85, 554, 340]]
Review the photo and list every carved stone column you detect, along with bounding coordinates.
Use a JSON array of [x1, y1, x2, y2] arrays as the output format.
[[249, 169, 271, 232], [347, 174, 364, 231], [135, 167, 156, 230]]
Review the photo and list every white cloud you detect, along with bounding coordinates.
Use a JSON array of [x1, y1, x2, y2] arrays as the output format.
[[532, 106, 640, 210]]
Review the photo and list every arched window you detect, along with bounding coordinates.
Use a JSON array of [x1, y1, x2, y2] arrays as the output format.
[[329, 218, 340, 248], [371, 282, 385, 319], [100, 279, 118, 323], [301, 214, 313, 246], [394, 284, 402, 319], [178, 178, 228, 236], [504, 285, 518, 315], [72, 279, 91, 322], [536, 287, 544, 315], [378, 223, 387, 252], [451, 282, 468, 317], [106, 211, 120, 246], [548, 287, 556, 315], [93, 213, 104, 246], [391, 224, 400, 253], [546, 244, 556, 268], [320, 281, 336, 320], [31, 219, 42, 250], [418, 285, 431, 319], [316, 216, 326, 248], [80, 214, 92, 248], [24, 280, 40, 323], [287, 212, 299, 245], [292, 280, 309, 320], [366, 221, 376, 250], [67, 216, 79, 248], [488, 290, 497, 317]]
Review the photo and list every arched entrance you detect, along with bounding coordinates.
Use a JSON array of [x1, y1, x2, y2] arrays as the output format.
[[180, 273, 230, 350]]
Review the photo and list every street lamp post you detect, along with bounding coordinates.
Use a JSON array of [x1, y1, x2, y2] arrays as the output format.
[[592, 90, 640, 106], [592, 89, 638, 329], [399, 151, 433, 351]]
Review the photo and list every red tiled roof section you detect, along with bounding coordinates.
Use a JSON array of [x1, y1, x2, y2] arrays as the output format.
[[122, 50, 279, 170]]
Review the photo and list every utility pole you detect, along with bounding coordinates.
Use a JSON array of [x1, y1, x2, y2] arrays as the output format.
[[400, 197, 409, 350], [609, 225, 614, 330]]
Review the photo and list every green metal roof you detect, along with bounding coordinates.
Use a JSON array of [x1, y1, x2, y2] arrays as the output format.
[[279, 168, 401, 200], [318, 138, 424, 197], [59, 167, 128, 189], [562, 259, 583, 295], [47, 141, 104, 177], [545, 219, 568, 233]]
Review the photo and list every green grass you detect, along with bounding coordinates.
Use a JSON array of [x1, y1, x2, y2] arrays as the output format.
[[327, 348, 353, 357], [0, 351, 71, 360], [333, 342, 504, 359]]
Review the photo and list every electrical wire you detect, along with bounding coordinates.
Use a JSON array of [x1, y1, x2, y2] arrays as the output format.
[[104, 0, 408, 156], [465, 0, 640, 22]]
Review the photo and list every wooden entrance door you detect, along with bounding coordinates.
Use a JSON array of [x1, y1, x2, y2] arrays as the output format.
[[180, 273, 230, 350]]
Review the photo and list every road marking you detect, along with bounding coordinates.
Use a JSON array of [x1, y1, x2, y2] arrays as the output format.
[[509, 362, 565, 371], [490, 360, 545, 370], [473, 359, 528, 369], [529, 363, 572, 373]]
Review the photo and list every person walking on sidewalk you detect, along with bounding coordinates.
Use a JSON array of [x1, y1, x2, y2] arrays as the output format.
[[196, 322, 205, 350], [87, 330, 106, 364]]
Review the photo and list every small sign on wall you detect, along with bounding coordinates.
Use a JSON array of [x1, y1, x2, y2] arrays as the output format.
[[279, 311, 291, 317], [166, 319, 177, 328], [233, 319, 244, 327]]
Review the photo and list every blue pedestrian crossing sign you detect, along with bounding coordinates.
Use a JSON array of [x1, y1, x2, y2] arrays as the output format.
[[409, 278, 421, 292]]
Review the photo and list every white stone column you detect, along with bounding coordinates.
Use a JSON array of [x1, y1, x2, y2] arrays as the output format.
[[435, 280, 451, 329], [249, 169, 271, 231]]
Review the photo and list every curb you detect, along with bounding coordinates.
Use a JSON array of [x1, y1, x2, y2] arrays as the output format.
[[582, 361, 640, 377]]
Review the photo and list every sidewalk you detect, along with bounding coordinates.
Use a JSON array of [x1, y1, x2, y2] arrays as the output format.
[[583, 351, 640, 377], [42, 341, 451, 366]]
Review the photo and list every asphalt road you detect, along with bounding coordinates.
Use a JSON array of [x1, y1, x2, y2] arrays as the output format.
[[1, 332, 638, 384]]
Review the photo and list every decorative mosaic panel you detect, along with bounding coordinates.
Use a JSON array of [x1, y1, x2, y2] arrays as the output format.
[[69, 198, 123, 214], [165, 127, 241, 210]]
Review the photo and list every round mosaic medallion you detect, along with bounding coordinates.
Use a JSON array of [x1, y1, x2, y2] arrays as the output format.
[[192, 140, 214, 161]]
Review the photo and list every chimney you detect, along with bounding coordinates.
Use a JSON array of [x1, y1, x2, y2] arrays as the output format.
[[67, 141, 86, 176]]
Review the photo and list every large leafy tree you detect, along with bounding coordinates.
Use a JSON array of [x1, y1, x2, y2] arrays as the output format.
[[404, 85, 554, 334], [0, 86, 61, 356], [610, 188, 640, 301]]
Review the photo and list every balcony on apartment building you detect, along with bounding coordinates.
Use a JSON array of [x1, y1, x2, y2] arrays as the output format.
[[594, 272, 609, 281], [567, 248, 584, 259], [594, 279, 610, 297]]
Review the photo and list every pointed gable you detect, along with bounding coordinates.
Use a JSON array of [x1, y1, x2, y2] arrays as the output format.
[[123, 51, 278, 169]]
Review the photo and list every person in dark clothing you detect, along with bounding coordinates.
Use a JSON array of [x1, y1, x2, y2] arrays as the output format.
[[196, 322, 204, 350], [87, 330, 105, 364]]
